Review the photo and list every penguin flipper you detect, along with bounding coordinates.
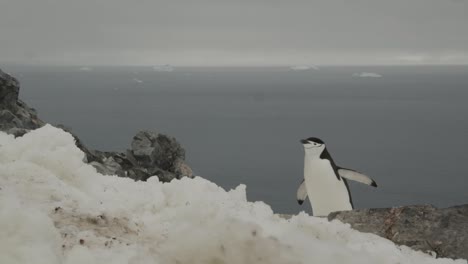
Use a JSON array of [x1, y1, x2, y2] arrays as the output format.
[[296, 180, 308, 205], [338, 168, 377, 187]]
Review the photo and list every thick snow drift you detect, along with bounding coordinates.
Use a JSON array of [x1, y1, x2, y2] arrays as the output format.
[[0, 125, 465, 264]]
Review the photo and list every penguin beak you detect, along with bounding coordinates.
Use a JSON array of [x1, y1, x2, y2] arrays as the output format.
[[300, 139, 309, 144]]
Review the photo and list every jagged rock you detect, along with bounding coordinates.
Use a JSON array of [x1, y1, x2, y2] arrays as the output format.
[[173, 158, 193, 178], [90, 161, 122, 177], [0, 68, 193, 183], [328, 204, 468, 260], [0, 69, 20, 108], [55, 122, 193, 183], [84, 130, 193, 182], [131, 131, 185, 171], [0, 69, 45, 133]]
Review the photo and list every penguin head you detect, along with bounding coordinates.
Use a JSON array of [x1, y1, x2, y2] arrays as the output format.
[[300, 137, 325, 156]]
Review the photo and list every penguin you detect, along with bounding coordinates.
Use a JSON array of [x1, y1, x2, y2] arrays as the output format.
[[297, 137, 377, 216]]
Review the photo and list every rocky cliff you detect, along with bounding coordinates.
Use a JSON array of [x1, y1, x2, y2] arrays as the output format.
[[0, 68, 193, 182], [0, 69, 45, 136]]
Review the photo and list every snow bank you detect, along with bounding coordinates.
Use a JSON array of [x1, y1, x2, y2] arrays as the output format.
[[353, 72, 382, 78], [0, 125, 465, 264]]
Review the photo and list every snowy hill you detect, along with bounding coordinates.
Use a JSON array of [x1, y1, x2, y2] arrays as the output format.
[[0, 125, 465, 264]]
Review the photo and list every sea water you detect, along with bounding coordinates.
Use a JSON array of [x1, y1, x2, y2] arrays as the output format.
[[4, 65, 468, 214]]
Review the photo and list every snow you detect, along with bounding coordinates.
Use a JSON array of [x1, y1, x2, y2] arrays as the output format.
[[353, 72, 382, 78], [0, 125, 465, 264]]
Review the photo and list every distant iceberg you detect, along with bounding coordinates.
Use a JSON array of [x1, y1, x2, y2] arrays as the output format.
[[79, 66, 93, 72], [132, 78, 143, 84], [353, 72, 382, 78], [290, 65, 319, 71], [153, 64, 174, 72]]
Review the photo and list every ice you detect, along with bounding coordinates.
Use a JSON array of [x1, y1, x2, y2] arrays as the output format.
[[0, 125, 465, 264], [290, 65, 319, 71], [132, 78, 143, 84], [352, 72, 383, 78], [78, 67, 93, 72], [153, 64, 174, 72]]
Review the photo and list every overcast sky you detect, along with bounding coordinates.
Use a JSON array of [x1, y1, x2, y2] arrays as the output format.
[[1, 0, 467, 66]]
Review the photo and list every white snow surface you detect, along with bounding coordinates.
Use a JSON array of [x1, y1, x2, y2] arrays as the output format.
[[0, 125, 465, 264], [353, 72, 382, 78]]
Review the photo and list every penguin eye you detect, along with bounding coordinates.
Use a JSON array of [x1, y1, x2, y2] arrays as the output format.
[[313, 143, 317, 145]]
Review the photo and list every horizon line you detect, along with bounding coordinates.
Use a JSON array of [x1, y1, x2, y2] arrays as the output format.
[[2, 62, 468, 68]]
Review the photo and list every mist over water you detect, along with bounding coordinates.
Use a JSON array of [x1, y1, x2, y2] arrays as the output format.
[[5, 65, 468, 214]]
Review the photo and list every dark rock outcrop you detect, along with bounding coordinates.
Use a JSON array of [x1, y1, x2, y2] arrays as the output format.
[[88, 130, 193, 182], [0, 68, 193, 182], [0, 69, 45, 136], [328, 204, 468, 260]]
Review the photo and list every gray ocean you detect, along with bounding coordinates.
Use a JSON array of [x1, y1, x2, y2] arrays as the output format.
[[4, 65, 468, 214]]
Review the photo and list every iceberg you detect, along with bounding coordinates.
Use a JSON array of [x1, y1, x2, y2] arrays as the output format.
[[352, 72, 382, 78], [132, 78, 143, 84], [153, 64, 174, 72], [0, 125, 464, 264], [290, 65, 320, 71], [78, 67, 93, 72]]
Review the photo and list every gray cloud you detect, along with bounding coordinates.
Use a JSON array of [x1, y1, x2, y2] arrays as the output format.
[[1, 0, 467, 65]]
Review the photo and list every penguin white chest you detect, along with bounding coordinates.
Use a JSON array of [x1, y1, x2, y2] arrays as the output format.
[[304, 158, 352, 216]]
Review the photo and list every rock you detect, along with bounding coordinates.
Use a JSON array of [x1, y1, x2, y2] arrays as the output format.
[[89, 161, 122, 177], [84, 130, 194, 182], [328, 204, 468, 260], [131, 130, 185, 172], [0, 68, 193, 182], [0, 69, 45, 133], [55, 122, 193, 183], [173, 158, 193, 178], [0, 69, 20, 108]]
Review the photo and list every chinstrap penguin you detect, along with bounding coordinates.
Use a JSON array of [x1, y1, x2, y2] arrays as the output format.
[[297, 137, 377, 216]]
